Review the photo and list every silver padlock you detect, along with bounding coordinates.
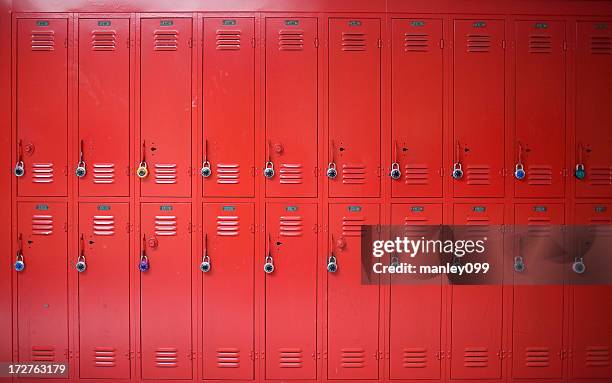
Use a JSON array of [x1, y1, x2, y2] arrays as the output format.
[[452, 162, 464, 180], [572, 257, 586, 274], [514, 256, 526, 273], [201, 161, 212, 178], [200, 255, 211, 273], [327, 255, 338, 273], [14, 160, 25, 177], [14, 251, 25, 272], [390, 163, 401, 180], [75, 160, 87, 178], [264, 255, 275, 274], [514, 163, 526, 180], [326, 162, 337, 179], [264, 162, 275, 179], [76, 256, 87, 273], [137, 162, 148, 178]]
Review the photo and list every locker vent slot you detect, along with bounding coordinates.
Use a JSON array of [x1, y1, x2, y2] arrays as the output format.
[[216, 30, 241, 50], [463, 347, 488, 368], [466, 34, 492, 53], [279, 215, 303, 237], [466, 217, 490, 225], [279, 163, 303, 184], [525, 347, 550, 367], [217, 215, 239, 236], [588, 167, 612, 185], [404, 33, 429, 52], [589, 222, 612, 234], [31, 31, 55, 51], [154, 215, 177, 236], [93, 347, 117, 367], [91, 30, 117, 51], [402, 220, 431, 237], [32, 215, 54, 235], [341, 32, 366, 51], [32, 346, 55, 361], [154, 163, 177, 184], [342, 217, 365, 237], [527, 165, 553, 185], [154, 30, 178, 51], [528, 35, 553, 54], [278, 30, 304, 51], [279, 348, 303, 368], [93, 163, 115, 184], [155, 348, 178, 368], [585, 346, 610, 367], [342, 164, 366, 184], [466, 165, 491, 185], [402, 348, 427, 368], [341, 348, 366, 368], [590, 36, 611, 54], [32, 163, 54, 183], [527, 218, 552, 237], [93, 215, 115, 236], [404, 164, 429, 185], [216, 163, 240, 184], [216, 348, 240, 368]]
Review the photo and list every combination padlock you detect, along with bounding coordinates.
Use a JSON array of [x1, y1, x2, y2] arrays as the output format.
[[452, 163, 463, 180], [514, 163, 526, 180], [572, 257, 586, 274], [75, 256, 87, 273], [139, 255, 150, 272], [326, 163, 337, 179], [200, 255, 211, 273], [389, 163, 402, 180], [14, 161, 25, 177], [264, 256, 275, 274], [264, 162, 275, 179], [327, 255, 338, 273], [390, 255, 399, 267], [75, 161, 87, 178], [201, 161, 212, 178], [513, 256, 526, 273], [137, 162, 148, 178], [14, 252, 25, 272], [574, 164, 586, 180]]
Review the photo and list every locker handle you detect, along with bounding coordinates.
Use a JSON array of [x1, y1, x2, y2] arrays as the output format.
[[200, 234, 211, 272], [14, 234, 25, 272], [76, 234, 87, 273], [139, 234, 150, 272], [575, 143, 586, 180], [14, 140, 25, 177], [201, 139, 212, 178], [264, 140, 275, 179], [137, 141, 148, 178], [452, 141, 463, 180], [75, 139, 87, 178], [389, 140, 401, 180], [327, 140, 337, 179], [514, 142, 526, 180], [264, 233, 274, 273]]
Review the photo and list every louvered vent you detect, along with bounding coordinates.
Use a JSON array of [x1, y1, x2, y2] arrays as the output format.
[[32, 215, 53, 235], [527, 217, 553, 237], [529, 35, 552, 53], [155, 348, 178, 368], [279, 163, 303, 184], [32, 163, 54, 183], [342, 32, 366, 51], [92, 30, 116, 51], [466, 165, 491, 185], [342, 216, 365, 237], [154, 30, 178, 51], [585, 346, 610, 367], [341, 348, 366, 368], [154, 163, 177, 184], [216, 163, 239, 184], [217, 215, 239, 236], [403, 348, 427, 368], [216, 30, 241, 50], [404, 164, 429, 185], [93, 215, 115, 236], [154, 215, 177, 236], [590, 36, 612, 54], [94, 347, 116, 367], [31, 31, 55, 51], [404, 33, 429, 52], [342, 164, 366, 184], [216, 348, 240, 368], [93, 163, 115, 184], [527, 165, 553, 185], [32, 346, 55, 361], [467, 34, 491, 52], [279, 348, 303, 368], [588, 166, 612, 185], [279, 215, 302, 237], [463, 347, 488, 368], [525, 347, 550, 367], [278, 30, 304, 51]]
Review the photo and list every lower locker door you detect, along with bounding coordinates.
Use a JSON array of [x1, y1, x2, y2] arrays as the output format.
[[328, 203, 380, 380], [140, 203, 192, 379], [265, 203, 318, 379]]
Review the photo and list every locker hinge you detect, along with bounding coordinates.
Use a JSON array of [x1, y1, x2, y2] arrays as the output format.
[[250, 350, 255, 360], [435, 350, 443, 360], [63, 222, 68, 232], [188, 37, 193, 48], [127, 38, 131, 48], [562, 168, 568, 177], [125, 223, 133, 233], [377, 37, 383, 48], [64, 38, 68, 48], [250, 166, 256, 177], [439, 38, 444, 49], [261, 351, 265, 360], [249, 224, 255, 234], [563, 40, 568, 51], [314, 166, 319, 177], [188, 222, 193, 233], [65, 349, 71, 358], [189, 350, 196, 360], [322, 224, 328, 233], [446, 350, 452, 359], [502, 39, 506, 49], [312, 224, 318, 233], [376, 167, 382, 177], [439, 167, 444, 177], [497, 350, 503, 359], [323, 351, 328, 359], [128, 351, 135, 360], [251, 37, 256, 48], [316, 351, 322, 359], [375, 350, 383, 360], [314, 37, 319, 48]]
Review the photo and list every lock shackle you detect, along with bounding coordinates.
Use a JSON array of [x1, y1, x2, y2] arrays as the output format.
[[516, 141, 523, 165], [203, 138, 209, 163], [79, 139, 85, 163], [16, 234, 24, 261], [329, 139, 336, 164]]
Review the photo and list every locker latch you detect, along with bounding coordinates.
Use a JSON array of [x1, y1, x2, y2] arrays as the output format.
[[76, 234, 87, 273], [137, 141, 149, 179], [14, 234, 25, 272], [452, 141, 464, 180], [200, 233, 211, 273], [139, 235, 150, 272], [75, 139, 87, 178], [389, 140, 402, 180], [575, 143, 586, 180], [201, 139, 212, 178], [14, 139, 25, 177], [264, 140, 275, 179], [264, 234, 275, 273], [514, 142, 526, 180], [327, 140, 338, 179]]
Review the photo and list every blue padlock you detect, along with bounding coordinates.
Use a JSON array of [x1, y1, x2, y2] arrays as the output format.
[[514, 163, 526, 180], [14, 252, 25, 272], [575, 164, 586, 180], [139, 255, 150, 272]]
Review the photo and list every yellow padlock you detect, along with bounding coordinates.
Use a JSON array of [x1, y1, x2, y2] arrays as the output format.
[[137, 162, 148, 178]]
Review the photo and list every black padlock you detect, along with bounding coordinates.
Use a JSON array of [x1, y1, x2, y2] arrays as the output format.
[[327, 255, 338, 273], [264, 256, 274, 274], [201, 161, 212, 178], [264, 162, 275, 179], [75, 161, 87, 178], [326, 163, 337, 179], [76, 257, 87, 273], [200, 255, 211, 273]]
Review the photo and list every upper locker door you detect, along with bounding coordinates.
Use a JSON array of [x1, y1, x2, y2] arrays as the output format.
[[453, 20, 505, 197], [140, 203, 192, 379], [575, 21, 612, 198], [328, 203, 380, 380], [202, 203, 254, 380], [78, 203, 130, 379], [391, 19, 443, 197], [328, 19, 381, 197], [78, 18, 130, 196], [17, 18, 68, 196], [265, 18, 318, 197], [514, 21, 565, 198], [265, 203, 317, 380], [202, 17, 255, 197], [389, 203, 443, 380], [140, 18, 192, 197], [17, 202, 68, 364]]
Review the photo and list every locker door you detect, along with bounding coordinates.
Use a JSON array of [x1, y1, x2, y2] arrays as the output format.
[[391, 19, 443, 197], [202, 17, 255, 197], [575, 21, 612, 198], [328, 203, 380, 379], [389, 203, 442, 380], [202, 203, 254, 380], [328, 19, 381, 198], [514, 21, 565, 198], [78, 203, 130, 379], [140, 203, 192, 379], [572, 204, 612, 379], [453, 20, 505, 197], [512, 203, 564, 379], [78, 18, 130, 197], [265, 203, 317, 380], [265, 18, 318, 198], [140, 18, 192, 197], [451, 203, 504, 380], [17, 202, 68, 364], [16, 19, 68, 196]]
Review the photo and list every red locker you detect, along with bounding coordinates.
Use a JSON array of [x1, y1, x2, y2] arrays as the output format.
[[78, 18, 130, 197], [391, 19, 443, 197], [140, 17, 192, 197], [16, 202, 68, 364], [78, 203, 130, 379], [16, 18, 68, 196], [265, 203, 317, 380], [512, 203, 564, 379], [202, 17, 255, 197], [389, 203, 443, 380], [514, 20, 565, 198], [453, 20, 505, 197], [571, 204, 612, 380], [328, 18, 381, 198], [265, 18, 318, 198], [328, 203, 380, 380], [202, 203, 254, 380], [451, 203, 504, 380], [575, 21, 612, 198], [140, 203, 192, 379]]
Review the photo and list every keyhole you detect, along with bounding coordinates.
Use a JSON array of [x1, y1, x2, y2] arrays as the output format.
[[526, 148, 531, 153], [339, 147, 345, 152], [464, 148, 470, 152], [27, 240, 33, 245], [89, 240, 95, 245], [151, 147, 157, 152], [586, 148, 592, 153], [276, 241, 282, 246], [402, 147, 408, 152]]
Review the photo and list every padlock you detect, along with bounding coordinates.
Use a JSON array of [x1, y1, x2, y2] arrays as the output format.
[[137, 162, 148, 178], [201, 161, 212, 178], [572, 257, 586, 274], [75, 161, 87, 178], [514, 256, 526, 273], [390, 162, 402, 180], [139, 255, 150, 272], [264, 256, 274, 274], [514, 163, 526, 180], [390, 255, 399, 267], [263, 162, 275, 179], [14, 252, 25, 272], [326, 163, 337, 179], [200, 255, 211, 273], [327, 255, 338, 273], [14, 161, 25, 177], [452, 163, 463, 180], [574, 164, 586, 180], [75, 256, 87, 273]]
